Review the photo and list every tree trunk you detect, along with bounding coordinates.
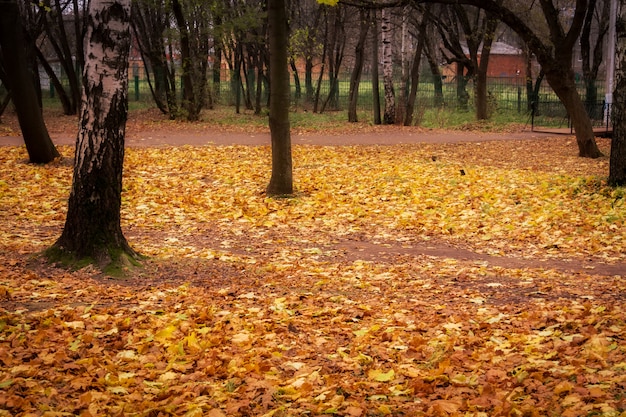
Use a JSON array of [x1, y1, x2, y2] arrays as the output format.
[[475, 11, 498, 120], [404, 36, 425, 125], [51, 0, 137, 272], [425, 42, 444, 107], [266, 0, 293, 196], [543, 65, 603, 158], [404, 9, 428, 126], [290, 58, 302, 101], [456, 63, 469, 110], [305, 56, 314, 103], [381, 8, 395, 124], [609, 0, 626, 186], [0, 0, 59, 164], [372, 10, 381, 125], [172, 0, 200, 121], [348, 8, 370, 123]]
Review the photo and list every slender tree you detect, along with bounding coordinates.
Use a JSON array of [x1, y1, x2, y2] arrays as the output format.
[[49, 0, 138, 272], [580, 0, 610, 118], [266, 0, 293, 196], [381, 7, 396, 123], [348, 7, 371, 122], [371, 9, 382, 124], [0, 0, 59, 164], [404, 6, 430, 125]]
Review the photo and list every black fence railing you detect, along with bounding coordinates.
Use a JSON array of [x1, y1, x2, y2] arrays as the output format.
[[531, 100, 613, 135]]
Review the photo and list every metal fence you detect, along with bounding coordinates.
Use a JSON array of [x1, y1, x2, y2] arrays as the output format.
[[27, 67, 611, 130]]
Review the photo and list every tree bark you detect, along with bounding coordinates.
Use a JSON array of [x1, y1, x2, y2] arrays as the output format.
[[266, 0, 293, 196], [0, 0, 59, 164], [172, 0, 200, 121], [52, 0, 137, 271], [475, 10, 499, 120], [381, 8, 395, 124], [404, 13, 427, 126], [348, 8, 370, 122], [371, 9, 382, 124], [609, 0, 626, 186]]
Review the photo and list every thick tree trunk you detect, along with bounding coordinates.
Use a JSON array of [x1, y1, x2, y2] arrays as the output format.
[[543, 65, 603, 158], [52, 0, 136, 271], [609, 0, 626, 186], [0, 1, 59, 164], [266, 0, 293, 196], [381, 8, 395, 124]]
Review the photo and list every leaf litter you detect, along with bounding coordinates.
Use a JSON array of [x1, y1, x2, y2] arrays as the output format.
[[0, 134, 625, 416]]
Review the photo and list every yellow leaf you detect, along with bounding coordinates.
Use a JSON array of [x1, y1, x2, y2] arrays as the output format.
[[368, 369, 395, 382], [154, 324, 177, 342]]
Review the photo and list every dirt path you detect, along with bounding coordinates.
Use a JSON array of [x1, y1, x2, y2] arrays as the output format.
[[0, 128, 552, 147]]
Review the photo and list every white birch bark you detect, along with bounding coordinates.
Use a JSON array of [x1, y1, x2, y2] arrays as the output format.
[[55, 0, 135, 263], [381, 8, 395, 124]]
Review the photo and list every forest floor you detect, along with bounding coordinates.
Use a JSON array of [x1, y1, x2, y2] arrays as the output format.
[[0, 108, 624, 416]]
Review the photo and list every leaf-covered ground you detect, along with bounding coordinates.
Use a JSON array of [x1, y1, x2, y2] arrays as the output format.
[[0, 133, 625, 416]]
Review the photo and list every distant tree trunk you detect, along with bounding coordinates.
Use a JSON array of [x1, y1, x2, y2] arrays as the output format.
[[404, 8, 428, 126], [372, 10, 381, 125], [131, 0, 173, 115], [290, 57, 302, 101], [321, 6, 345, 112], [0, 0, 59, 164], [523, 45, 535, 111], [172, 0, 201, 121], [381, 8, 395, 124], [475, 11, 498, 120], [305, 56, 314, 103], [403, 5, 430, 126], [51, 0, 137, 271], [266, 0, 293, 196], [425, 44, 444, 107], [610, 0, 626, 186], [581, 0, 609, 119], [37, 0, 84, 115], [348, 8, 370, 123], [213, 14, 223, 101], [313, 14, 328, 114], [456, 63, 470, 110]]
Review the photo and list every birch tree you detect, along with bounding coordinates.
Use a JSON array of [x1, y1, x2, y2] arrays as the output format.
[[381, 7, 396, 124], [48, 0, 138, 273]]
